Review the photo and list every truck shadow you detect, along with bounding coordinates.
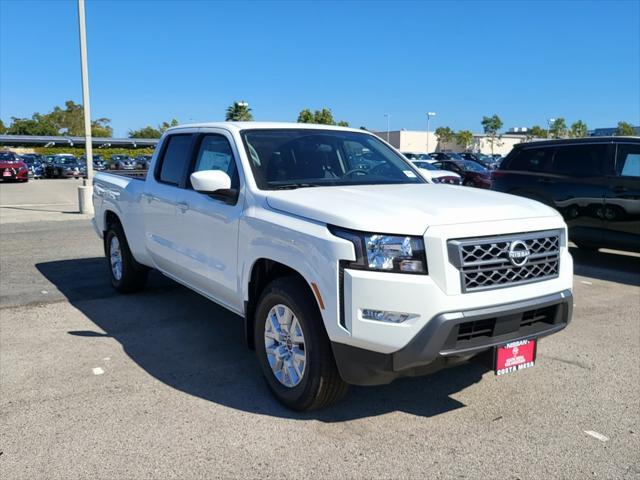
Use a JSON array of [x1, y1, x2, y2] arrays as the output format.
[[37, 257, 489, 421], [569, 247, 640, 286]]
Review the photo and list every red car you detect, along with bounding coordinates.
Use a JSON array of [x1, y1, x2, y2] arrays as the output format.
[[0, 151, 29, 182], [431, 159, 491, 188]]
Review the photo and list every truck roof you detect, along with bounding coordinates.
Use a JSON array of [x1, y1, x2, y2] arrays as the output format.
[[166, 121, 365, 134]]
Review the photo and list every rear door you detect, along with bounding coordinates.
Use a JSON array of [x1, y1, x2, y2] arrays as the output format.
[[142, 133, 195, 273], [604, 142, 640, 251]]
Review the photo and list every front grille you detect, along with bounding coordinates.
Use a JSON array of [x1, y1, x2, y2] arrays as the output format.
[[448, 230, 561, 293]]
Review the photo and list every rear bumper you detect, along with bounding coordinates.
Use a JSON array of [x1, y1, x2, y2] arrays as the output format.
[[331, 289, 572, 385]]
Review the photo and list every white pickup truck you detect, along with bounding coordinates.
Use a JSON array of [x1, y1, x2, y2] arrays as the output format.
[[93, 122, 573, 411]]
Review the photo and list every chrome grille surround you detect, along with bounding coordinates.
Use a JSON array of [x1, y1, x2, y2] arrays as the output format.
[[447, 230, 561, 293]]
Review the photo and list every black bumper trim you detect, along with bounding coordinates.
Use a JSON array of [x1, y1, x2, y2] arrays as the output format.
[[331, 289, 573, 386]]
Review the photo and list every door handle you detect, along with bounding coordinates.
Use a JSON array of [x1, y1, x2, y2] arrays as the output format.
[[537, 178, 554, 184], [612, 185, 627, 194], [142, 192, 156, 203], [176, 201, 190, 212]]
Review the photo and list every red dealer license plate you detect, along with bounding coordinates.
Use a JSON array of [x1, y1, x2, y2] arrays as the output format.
[[495, 339, 537, 375]]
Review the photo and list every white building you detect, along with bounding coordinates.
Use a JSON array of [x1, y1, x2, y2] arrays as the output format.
[[373, 129, 528, 156]]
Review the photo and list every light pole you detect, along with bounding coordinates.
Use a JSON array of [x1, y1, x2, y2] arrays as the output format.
[[383, 113, 390, 142], [547, 118, 555, 139], [77, 0, 94, 214], [426, 112, 436, 152]]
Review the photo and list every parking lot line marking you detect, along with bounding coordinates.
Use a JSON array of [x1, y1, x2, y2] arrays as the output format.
[[580, 280, 593, 285], [92, 367, 104, 375], [584, 430, 609, 442]]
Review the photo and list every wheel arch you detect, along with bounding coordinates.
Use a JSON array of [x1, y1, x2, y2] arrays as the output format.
[[244, 258, 323, 350]]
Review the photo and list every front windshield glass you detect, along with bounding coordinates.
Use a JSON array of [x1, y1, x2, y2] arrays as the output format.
[[241, 129, 425, 189], [460, 160, 487, 173], [413, 161, 437, 170], [57, 157, 77, 164]]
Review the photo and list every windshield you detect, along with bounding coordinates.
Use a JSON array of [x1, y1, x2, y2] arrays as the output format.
[[0, 152, 18, 162], [57, 157, 77, 164], [241, 129, 425, 189], [459, 160, 488, 173], [413, 160, 437, 171]]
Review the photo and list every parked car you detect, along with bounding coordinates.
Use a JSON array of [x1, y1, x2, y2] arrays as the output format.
[[110, 155, 136, 170], [431, 159, 491, 188], [428, 152, 466, 162], [401, 151, 431, 161], [80, 154, 108, 171], [491, 137, 640, 252], [20, 154, 45, 179], [410, 159, 462, 184], [44, 154, 81, 178], [460, 152, 496, 169], [0, 151, 29, 182], [134, 155, 152, 170], [93, 122, 573, 411]]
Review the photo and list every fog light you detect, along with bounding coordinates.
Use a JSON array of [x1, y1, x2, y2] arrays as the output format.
[[361, 309, 418, 323]]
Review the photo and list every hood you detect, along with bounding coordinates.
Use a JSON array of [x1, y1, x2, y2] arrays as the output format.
[[0, 161, 25, 169], [265, 184, 559, 235]]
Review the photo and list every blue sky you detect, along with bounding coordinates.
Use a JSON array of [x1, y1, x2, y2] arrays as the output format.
[[1, 0, 639, 136]]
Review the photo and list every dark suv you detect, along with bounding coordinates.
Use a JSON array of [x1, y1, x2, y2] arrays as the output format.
[[491, 137, 640, 252]]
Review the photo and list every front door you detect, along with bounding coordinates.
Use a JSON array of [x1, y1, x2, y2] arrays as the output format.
[[171, 131, 244, 311]]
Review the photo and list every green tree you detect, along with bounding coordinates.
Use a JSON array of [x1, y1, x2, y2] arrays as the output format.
[[569, 120, 588, 138], [616, 121, 637, 136], [225, 101, 253, 121], [0, 119, 6, 134], [455, 130, 474, 150], [128, 119, 179, 138], [296, 107, 348, 126], [128, 126, 163, 138], [159, 118, 179, 133], [435, 126, 455, 148], [7, 116, 59, 135], [481, 114, 503, 154], [297, 109, 315, 123], [549, 118, 568, 139], [528, 125, 547, 138]]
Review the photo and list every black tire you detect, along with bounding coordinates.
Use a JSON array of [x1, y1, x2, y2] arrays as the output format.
[[254, 277, 348, 411], [463, 179, 475, 187], [105, 222, 148, 293]]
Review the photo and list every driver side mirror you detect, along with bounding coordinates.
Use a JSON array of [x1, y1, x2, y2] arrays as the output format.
[[191, 170, 231, 193], [190, 170, 238, 203]]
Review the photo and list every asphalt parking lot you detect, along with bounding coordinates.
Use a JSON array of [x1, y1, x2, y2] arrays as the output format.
[[1, 180, 639, 479]]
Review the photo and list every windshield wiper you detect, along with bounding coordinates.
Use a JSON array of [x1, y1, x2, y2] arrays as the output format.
[[270, 183, 317, 190]]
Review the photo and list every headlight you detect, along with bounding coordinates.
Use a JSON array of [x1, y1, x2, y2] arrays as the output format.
[[330, 227, 427, 274]]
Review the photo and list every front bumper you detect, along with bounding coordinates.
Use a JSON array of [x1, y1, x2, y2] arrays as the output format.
[[332, 289, 572, 385]]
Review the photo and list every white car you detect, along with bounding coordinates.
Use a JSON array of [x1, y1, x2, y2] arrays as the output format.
[[93, 122, 573, 411]]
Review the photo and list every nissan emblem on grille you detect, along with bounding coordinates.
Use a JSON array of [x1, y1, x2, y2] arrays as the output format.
[[508, 240, 530, 267], [447, 230, 561, 293]]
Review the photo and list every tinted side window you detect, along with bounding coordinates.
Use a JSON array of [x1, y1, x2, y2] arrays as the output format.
[[158, 134, 193, 185], [507, 148, 552, 172], [192, 134, 240, 189], [616, 144, 640, 177], [550, 145, 607, 176]]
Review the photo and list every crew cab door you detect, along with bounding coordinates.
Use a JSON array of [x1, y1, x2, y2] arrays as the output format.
[[142, 133, 195, 273], [171, 130, 244, 311], [604, 143, 640, 251]]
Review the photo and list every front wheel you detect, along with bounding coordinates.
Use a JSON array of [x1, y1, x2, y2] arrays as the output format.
[[254, 277, 348, 411], [105, 223, 148, 293]]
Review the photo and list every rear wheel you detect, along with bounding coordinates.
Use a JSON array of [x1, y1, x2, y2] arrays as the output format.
[[105, 222, 148, 293], [254, 277, 348, 411]]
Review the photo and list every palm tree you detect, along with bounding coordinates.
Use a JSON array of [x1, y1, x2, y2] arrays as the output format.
[[225, 101, 253, 121]]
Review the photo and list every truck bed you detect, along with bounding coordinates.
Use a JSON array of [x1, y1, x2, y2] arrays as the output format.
[[101, 169, 147, 180]]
